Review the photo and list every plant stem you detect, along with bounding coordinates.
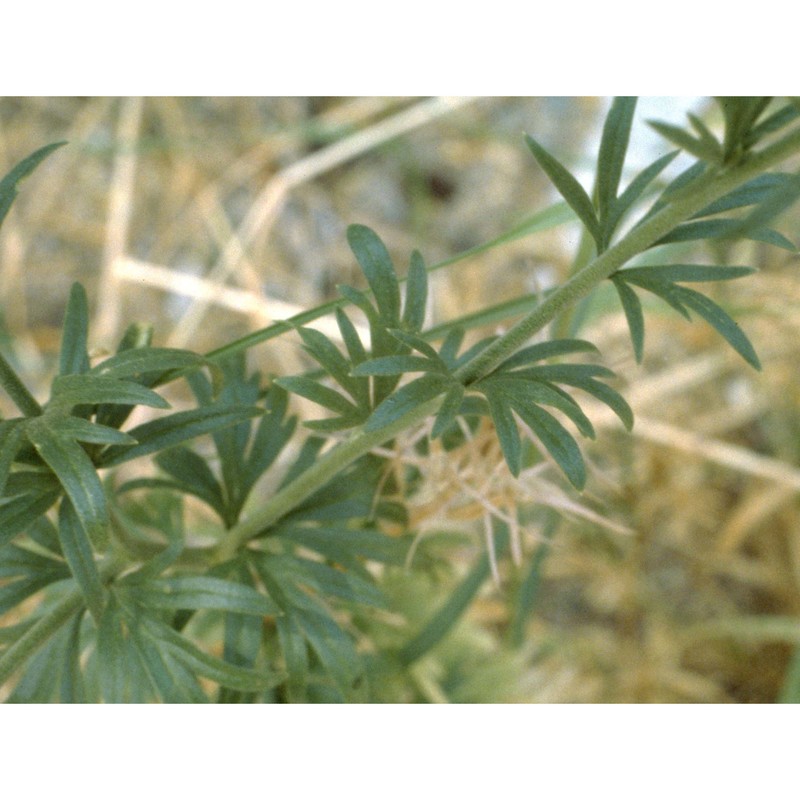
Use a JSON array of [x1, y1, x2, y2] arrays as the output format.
[[217, 123, 800, 556], [455, 126, 800, 383], [0, 351, 42, 417]]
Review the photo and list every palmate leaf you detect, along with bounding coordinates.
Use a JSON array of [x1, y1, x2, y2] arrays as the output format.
[[691, 173, 796, 219], [58, 283, 90, 377], [613, 265, 761, 368], [494, 338, 599, 372], [525, 134, 601, 245], [655, 218, 796, 251], [90, 346, 205, 381], [46, 374, 171, 412], [296, 325, 367, 405], [431, 383, 465, 440], [648, 119, 722, 163], [0, 487, 62, 548]]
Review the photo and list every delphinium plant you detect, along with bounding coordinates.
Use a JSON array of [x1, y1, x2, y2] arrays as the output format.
[[1, 97, 799, 702]]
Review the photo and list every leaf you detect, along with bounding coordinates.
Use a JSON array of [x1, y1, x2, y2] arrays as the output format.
[[97, 404, 263, 467], [153, 446, 225, 517], [671, 285, 761, 369], [0, 351, 42, 417], [58, 283, 90, 376], [138, 615, 283, 693], [648, 120, 721, 162], [402, 249, 428, 331], [606, 150, 679, 234], [485, 391, 522, 477], [95, 594, 129, 703], [363, 373, 452, 433], [397, 520, 509, 666], [25, 417, 109, 549], [275, 375, 361, 416], [513, 402, 586, 489], [335, 308, 367, 366], [618, 264, 755, 284], [47, 374, 171, 412], [597, 97, 637, 235], [90, 347, 205, 380], [0, 141, 67, 231], [0, 489, 61, 548], [296, 325, 364, 403], [351, 354, 440, 377], [525, 135, 601, 244], [431, 383, 465, 440], [691, 173, 796, 219], [654, 218, 796, 251], [276, 614, 309, 702], [494, 338, 598, 373], [124, 574, 281, 616], [347, 224, 401, 324], [57, 498, 105, 621], [0, 420, 24, 495], [612, 276, 645, 363], [49, 416, 137, 446]]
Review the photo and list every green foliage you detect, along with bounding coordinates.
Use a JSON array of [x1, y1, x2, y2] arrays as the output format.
[[2, 97, 800, 702]]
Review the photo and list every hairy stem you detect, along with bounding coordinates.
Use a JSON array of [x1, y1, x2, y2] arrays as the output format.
[[217, 122, 800, 556]]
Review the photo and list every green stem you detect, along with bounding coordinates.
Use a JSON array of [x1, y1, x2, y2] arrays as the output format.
[[0, 351, 42, 417], [215, 397, 443, 559], [216, 122, 800, 557], [456, 126, 800, 384]]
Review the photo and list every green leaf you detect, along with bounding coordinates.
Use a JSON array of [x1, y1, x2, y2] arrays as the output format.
[[57, 498, 105, 621], [90, 347, 205, 380], [296, 325, 363, 402], [485, 391, 522, 477], [96, 594, 129, 703], [431, 383, 465, 440], [648, 120, 721, 162], [0, 141, 67, 231], [336, 308, 367, 366], [397, 519, 509, 666], [49, 416, 137, 446], [139, 615, 283, 693], [606, 150, 679, 235], [494, 338, 598, 373], [654, 218, 796, 251], [363, 373, 452, 433], [0, 489, 61, 548], [402, 249, 428, 331], [514, 402, 586, 489], [58, 283, 90, 377], [276, 614, 309, 702], [671, 285, 761, 369], [25, 417, 108, 549], [47, 374, 171, 412], [97, 404, 263, 467], [0, 420, 24, 495], [597, 97, 637, 236], [525, 135, 601, 244], [618, 264, 755, 284], [153, 446, 225, 517], [347, 224, 401, 324], [275, 375, 361, 416], [0, 351, 42, 417], [351, 354, 440, 376], [124, 575, 281, 616], [612, 276, 645, 363], [691, 173, 796, 219]]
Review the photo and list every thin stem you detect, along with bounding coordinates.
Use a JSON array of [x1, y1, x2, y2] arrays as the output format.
[[0, 351, 42, 416]]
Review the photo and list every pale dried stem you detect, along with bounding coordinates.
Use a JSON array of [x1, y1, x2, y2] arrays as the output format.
[[95, 97, 144, 344]]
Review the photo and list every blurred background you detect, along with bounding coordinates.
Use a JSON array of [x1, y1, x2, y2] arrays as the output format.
[[1, 96, 799, 702]]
